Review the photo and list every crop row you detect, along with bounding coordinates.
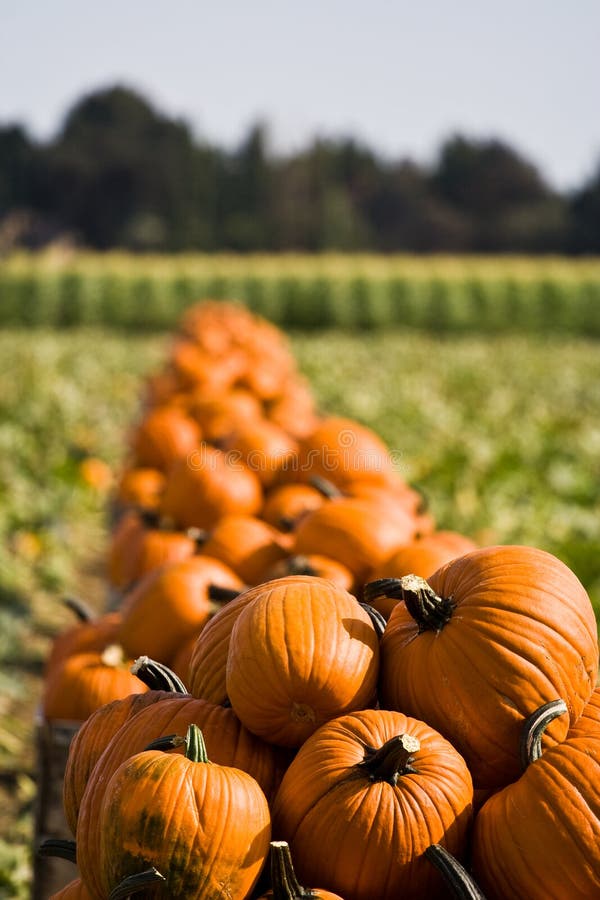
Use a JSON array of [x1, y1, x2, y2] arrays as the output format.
[[1, 255, 600, 333]]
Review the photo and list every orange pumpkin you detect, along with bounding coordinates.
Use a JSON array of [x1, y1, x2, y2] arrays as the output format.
[[107, 511, 197, 591], [226, 577, 380, 747], [114, 467, 166, 513], [263, 554, 355, 592], [261, 482, 329, 532], [117, 555, 243, 663], [160, 446, 263, 530], [225, 419, 299, 488], [272, 708, 473, 900], [200, 515, 290, 585], [378, 546, 599, 790], [94, 725, 271, 900], [129, 406, 200, 471]]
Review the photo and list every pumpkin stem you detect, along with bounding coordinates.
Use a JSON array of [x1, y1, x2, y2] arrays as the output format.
[[286, 555, 318, 577], [63, 595, 96, 622], [358, 734, 420, 784], [185, 723, 209, 763], [37, 838, 77, 863], [131, 656, 189, 694], [208, 584, 242, 603], [358, 601, 386, 637], [424, 845, 487, 900], [519, 699, 568, 769], [143, 733, 186, 753], [309, 475, 344, 499], [364, 576, 454, 632], [186, 526, 209, 547], [138, 509, 161, 529], [108, 867, 166, 899], [269, 841, 316, 899]]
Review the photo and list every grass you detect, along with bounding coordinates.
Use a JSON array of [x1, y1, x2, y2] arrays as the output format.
[[0, 326, 599, 896]]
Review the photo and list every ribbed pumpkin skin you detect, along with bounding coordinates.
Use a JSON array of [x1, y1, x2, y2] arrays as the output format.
[[97, 747, 271, 900], [117, 555, 243, 663], [226, 578, 379, 747], [63, 690, 175, 835], [380, 545, 599, 790], [471, 735, 600, 899], [272, 709, 473, 900], [188, 577, 306, 706], [568, 686, 600, 739], [77, 696, 286, 900], [48, 878, 92, 899]]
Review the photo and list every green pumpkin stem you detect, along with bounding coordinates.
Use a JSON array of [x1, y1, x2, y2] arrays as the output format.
[[185, 723, 209, 763], [424, 845, 487, 900], [131, 656, 189, 693], [108, 867, 166, 899], [364, 575, 454, 632], [269, 841, 315, 899], [519, 699, 568, 769], [358, 734, 420, 784], [308, 475, 343, 499], [37, 838, 77, 863]]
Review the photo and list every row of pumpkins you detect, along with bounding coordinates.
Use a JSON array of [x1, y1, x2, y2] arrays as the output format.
[[41, 301, 600, 899]]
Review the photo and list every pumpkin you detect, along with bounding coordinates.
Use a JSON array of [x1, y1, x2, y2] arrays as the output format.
[[168, 337, 246, 393], [45, 603, 122, 679], [107, 510, 197, 591], [226, 576, 380, 747], [568, 686, 600, 739], [200, 515, 291, 585], [272, 707, 473, 900], [377, 545, 599, 790], [293, 497, 417, 583], [471, 700, 600, 899], [93, 725, 271, 900], [160, 445, 263, 530], [117, 555, 243, 663], [265, 376, 318, 440], [42, 644, 148, 722], [263, 554, 355, 593], [129, 406, 201, 471], [113, 467, 165, 514], [296, 416, 396, 492], [188, 388, 263, 443], [225, 419, 299, 488], [76, 697, 284, 898], [261, 482, 329, 532]]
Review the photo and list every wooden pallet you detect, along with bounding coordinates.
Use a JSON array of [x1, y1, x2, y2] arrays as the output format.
[[32, 715, 81, 899]]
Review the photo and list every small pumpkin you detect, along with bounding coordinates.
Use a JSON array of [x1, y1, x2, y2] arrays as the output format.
[[113, 467, 166, 514], [200, 515, 291, 585], [129, 406, 201, 471], [95, 725, 271, 900], [107, 510, 197, 591]]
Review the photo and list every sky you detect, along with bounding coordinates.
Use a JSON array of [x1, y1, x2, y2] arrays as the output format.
[[2, 1, 599, 191]]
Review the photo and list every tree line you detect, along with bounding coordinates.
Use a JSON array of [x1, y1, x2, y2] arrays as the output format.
[[1, 85, 599, 254]]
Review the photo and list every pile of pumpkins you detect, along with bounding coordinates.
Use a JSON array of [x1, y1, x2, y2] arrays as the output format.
[[41, 301, 600, 899]]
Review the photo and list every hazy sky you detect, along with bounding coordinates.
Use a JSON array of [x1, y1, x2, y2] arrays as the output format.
[[2, 1, 599, 190]]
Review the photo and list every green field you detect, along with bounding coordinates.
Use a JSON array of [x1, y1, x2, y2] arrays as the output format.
[[2, 252, 600, 334], [1, 326, 599, 895]]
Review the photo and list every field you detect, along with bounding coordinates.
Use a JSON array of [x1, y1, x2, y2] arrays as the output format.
[[2, 252, 600, 334], [1, 324, 600, 896]]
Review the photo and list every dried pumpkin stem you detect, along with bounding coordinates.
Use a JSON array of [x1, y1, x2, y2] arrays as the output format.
[[424, 844, 487, 900], [208, 584, 242, 603], [37, 838, 77, 863], [269, 841, 313, 899], [364, 576, 454, 632], [286, 555, 319, 576], [358, 601, 386, 638], [63, 595, 96, 622], [358, 734, 420, 784], [309, 476, 343, 499], [108, 867, 166, 899], [519, 699, 568, 769], [131, 656, 188, 693]]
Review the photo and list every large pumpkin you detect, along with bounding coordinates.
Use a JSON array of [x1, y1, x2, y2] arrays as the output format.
[[378, 545, 599, 790], [471, 701, 600, 899], [94, 725, 271, 899], [226, 576, 380, 747], [272, 708, 473, 900]]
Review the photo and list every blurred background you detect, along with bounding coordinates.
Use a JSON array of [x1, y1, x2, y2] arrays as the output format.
[[1, 3, 599, 896]]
